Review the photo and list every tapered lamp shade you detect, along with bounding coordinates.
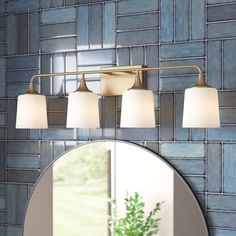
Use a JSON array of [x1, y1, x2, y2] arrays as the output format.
[[66, 91, 100, 128], [16, 94, 48, 129], [120, 89, 155, 128], [183, 87, 220, 128]]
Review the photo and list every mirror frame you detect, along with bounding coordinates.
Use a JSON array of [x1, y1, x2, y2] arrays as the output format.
[[22, 140, 210, 236]]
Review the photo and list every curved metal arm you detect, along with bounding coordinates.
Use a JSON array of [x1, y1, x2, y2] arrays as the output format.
[[28, 64, 205, 94]]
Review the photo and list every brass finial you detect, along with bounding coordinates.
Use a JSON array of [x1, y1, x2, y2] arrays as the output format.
[[130, 71, 143, 89], [194, 73, 210, 88], [75, 74, 91, 92]]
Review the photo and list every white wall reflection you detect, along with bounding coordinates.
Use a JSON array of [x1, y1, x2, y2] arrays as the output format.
[[107, 142, 173, 236]]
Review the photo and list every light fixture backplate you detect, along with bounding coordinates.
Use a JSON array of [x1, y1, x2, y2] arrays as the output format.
[[100, 65, 144, 96]]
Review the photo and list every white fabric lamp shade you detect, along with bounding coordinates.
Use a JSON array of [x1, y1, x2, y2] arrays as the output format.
[[182, 87, 220, 128], [120, 89, 155, 128], [66, 91, 100, 128], [16, 94, 48, 129]]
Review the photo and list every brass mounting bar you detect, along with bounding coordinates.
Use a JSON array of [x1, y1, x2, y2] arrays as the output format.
[[28, 64, 205, 94]]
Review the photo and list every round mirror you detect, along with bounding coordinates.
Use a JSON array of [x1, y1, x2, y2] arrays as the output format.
[[23, 141, 209, 236]]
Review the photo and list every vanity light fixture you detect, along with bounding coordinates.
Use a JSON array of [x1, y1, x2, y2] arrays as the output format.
[[15, 65, 220, 129], [182, 73, 220, 128], [66, 74, 100, 128], [16, 82, 48, 129], [120, 71, 155, 128]]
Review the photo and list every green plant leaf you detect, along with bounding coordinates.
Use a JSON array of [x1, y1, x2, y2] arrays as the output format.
[[108, 192, 163, 236]]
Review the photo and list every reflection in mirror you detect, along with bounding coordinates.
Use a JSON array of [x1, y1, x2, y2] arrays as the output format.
[[23, 141, 209, 236], [53, 143, 109, 236]]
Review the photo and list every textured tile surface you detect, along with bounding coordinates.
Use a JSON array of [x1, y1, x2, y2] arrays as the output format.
[[1, 0, 236, 235], [208, 21, 236, 38], [160, 42, 205, 59], [118, 13, 159, 31], [191, 0, 205, 40], [207, 40, 222, 89], [42, 8, 76, 24], [208, 195, 236, 211], [160, 0, 174, 42], [223, 39, 236, 89], [117, 29, 159, 47], [7, 0, 39, 12], [160, 94, 174, 140], [118, 0, 158, 14], [208, 4, 236, 22], [42, 37, 77, 53], [223, 144, 236, 193], [41, 22, 76, 38], [160, 143, 205, 158], [207, 144, 222, 192], [175, 0, 189, 41], [78, 49, 115, 65]]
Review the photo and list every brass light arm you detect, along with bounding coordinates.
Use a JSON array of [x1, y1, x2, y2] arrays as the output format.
[[28, 64, 205, 94]]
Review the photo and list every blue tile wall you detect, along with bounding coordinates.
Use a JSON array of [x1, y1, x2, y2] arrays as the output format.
[[208, 21, 236, 38], [207, 144, 222, 193], [160, 42, 205, 59], [7, 12, 40, 55], [1, 0, 236, 235], [0, 197, 5, 209], [207, 40, 222, 89], [208, 3, 236, 22], [0, 58, 6, 97], [208, 194, 236, 211], [0, 14, 5, 56], [6, 14, 17, 55], [209, 211, 236, 228], [90, 4, 102, 49], [117, 29, 159, 47], [6, 0, 39, 13], [42, 37, 77, 53], [77, 5, 89, 50], [77, 49, 115, 66], [41, 8, 76, 24], [208, 0, 236, 3], [191, 0, 205, 40], [175, 94, 188, 141], [41, 22, 76, 38], [29, 12, 40, 54], [160, 93, 174, 140], [103, 2, 116, 48], [0, 15, 5, 28], [18, 13, 28, 54], [117, 0, 158, 14], [0, 0, 5, 13], [0, 6, 6, 231], [223, 39, 236, 89], [6, 155, 40, 169], [223, 144, 236, 193], [6, 226, 21, 236], [160, 0, 174, 42], [175, 0, 189, 41], [212, 229, 236, 236], [220, 108, 236, 124], [160, 143, 205, 158], [117, 13, 159, 31], [170, 159, 205, 175]]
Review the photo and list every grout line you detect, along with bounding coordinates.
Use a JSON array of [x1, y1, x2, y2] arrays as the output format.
[[207, 18, 236, 25], [207, 1, 236, 7]]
